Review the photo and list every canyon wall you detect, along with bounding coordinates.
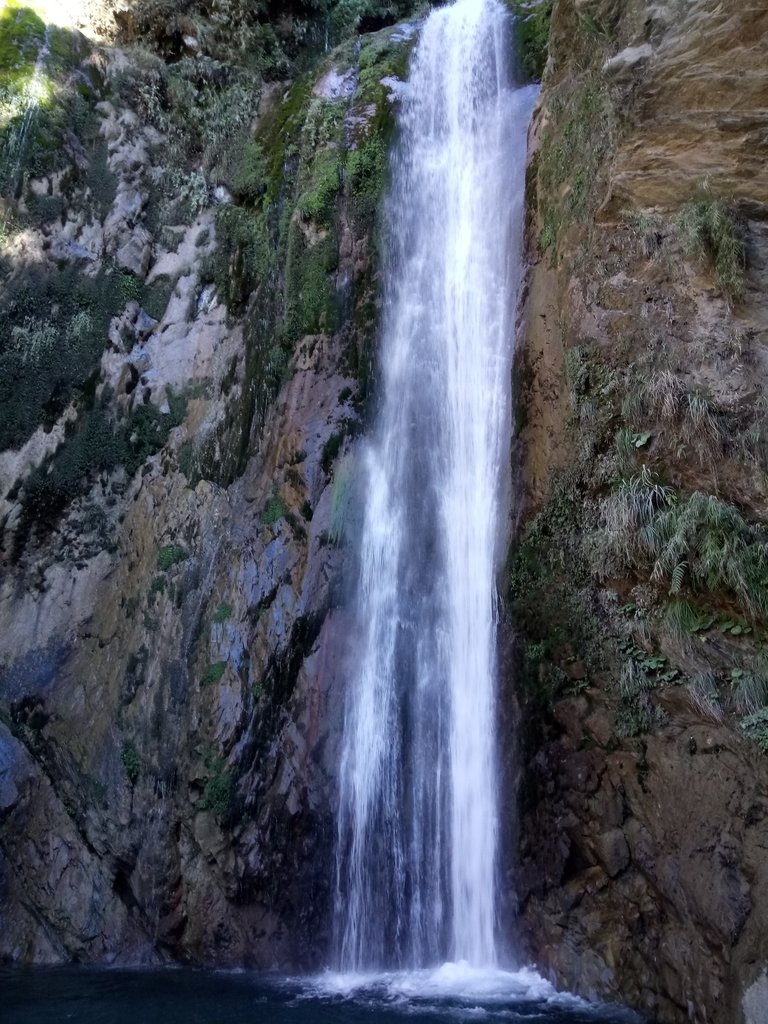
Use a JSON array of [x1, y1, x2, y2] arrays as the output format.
[[0, 0, 417, 966], [512, 2, 768, 1022]]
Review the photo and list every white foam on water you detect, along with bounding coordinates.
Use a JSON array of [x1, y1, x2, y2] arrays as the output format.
[[300, 962, 577, 1007]]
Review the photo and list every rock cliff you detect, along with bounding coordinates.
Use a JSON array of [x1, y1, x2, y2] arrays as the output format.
[[2, 0, 768, 1021], [512, 2, 768, 1022], [0, 0, 418, 966]]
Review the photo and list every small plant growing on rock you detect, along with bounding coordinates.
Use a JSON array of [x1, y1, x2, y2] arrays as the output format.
[[200, 751, 234, 819], [677, 197, 747, 300], [201, 662, 226, 686], [261, 493, 286, 526], [740, 708, 768, 753], [157, 544, 187, 571], [121, 744, 140, 785], [321, 431, 344, 473], [212, 602, 233, 624]]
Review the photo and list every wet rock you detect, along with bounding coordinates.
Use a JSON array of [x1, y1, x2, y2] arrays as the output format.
[[590, 829, 630, 879]]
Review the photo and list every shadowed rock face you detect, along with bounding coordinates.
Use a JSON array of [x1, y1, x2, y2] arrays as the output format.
[[0, 2, 415, 968], [514, 1, 768, 1022]]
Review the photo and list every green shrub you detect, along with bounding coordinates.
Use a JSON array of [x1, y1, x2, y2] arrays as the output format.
[[525, 640, 548, 663], [261, 493, 286, 526], [157, 544, 187, 571], [601, 473, 768, 617], [121, 743, 140, 785], [677, 198, 747, 299], [149, 575, 166, 602], [200, 751, 233, 818], [330, 0, 419, 38], [509, 0, 554, 81], [740, 707, 768, 753], [203, 770, 233, 817], [201, 661, 226, 685], [212, 602, 233, 624]]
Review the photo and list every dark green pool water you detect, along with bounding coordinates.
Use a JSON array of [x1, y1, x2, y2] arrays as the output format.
[[1, 965, 645, 1024]]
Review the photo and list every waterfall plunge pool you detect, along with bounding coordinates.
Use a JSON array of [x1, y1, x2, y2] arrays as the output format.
[[2, 964, 646, 1023]]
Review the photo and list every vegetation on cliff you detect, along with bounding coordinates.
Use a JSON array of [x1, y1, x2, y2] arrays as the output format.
[[513, 1, 768, 1017], [0, 0, 420, 555], [0, 0, 424, 971], [513, 0, 764, 750]]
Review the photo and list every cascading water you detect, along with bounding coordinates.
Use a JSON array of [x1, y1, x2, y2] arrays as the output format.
[[3, 26, 51, 199], [334, 0, 536, 974]]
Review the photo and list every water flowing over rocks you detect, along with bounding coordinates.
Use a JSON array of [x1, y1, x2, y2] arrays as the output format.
[[333, 0, 533, 972], [2, 0, 768, 1022]]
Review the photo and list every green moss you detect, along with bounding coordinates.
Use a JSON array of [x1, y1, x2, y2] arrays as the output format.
[[284, 228, 339, 341], [201, 661, 226, 685], [296, 148, 342, 225], [208, 204, 274, 314], [0, 2, 45, 88], [537, 76, 613, 248], [230, 139, 267, 202], [346, 136, 388, 223]]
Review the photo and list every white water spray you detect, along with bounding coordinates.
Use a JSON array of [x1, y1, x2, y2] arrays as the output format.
[[334, 0, 535, 972], [4, 25, 51, 198]]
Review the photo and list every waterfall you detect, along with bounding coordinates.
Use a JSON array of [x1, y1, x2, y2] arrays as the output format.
[[334, 0, 535, 972], [3, 25, 51, 199]]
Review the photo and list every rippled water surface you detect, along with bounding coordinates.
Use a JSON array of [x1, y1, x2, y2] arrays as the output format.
[[2, 965, 644, 1024]]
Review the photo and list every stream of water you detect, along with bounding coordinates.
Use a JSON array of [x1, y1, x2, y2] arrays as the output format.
[[334, 0, 536, 973]]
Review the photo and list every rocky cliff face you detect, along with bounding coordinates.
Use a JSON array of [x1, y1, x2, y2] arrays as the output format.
[[4, 0, 768, 1020], [513, 1, 768, 1022], [0, 0, 418, 966]]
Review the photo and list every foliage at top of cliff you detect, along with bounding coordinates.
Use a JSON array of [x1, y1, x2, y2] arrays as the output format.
[[120, 0, 427, 73], [508, 0, 552, 81]]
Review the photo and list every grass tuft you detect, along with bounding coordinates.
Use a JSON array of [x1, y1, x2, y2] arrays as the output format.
[[677, 198, 747, 300]]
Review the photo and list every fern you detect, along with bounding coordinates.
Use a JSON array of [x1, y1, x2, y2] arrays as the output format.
[[601, 482, 768, 617], [670, 560, 687, 594]]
